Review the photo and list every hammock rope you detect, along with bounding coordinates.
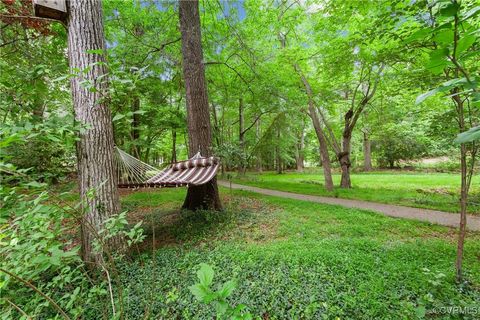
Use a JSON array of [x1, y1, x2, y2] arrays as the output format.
[[114, 147, 219, 188], [115, 147, 160, 186]]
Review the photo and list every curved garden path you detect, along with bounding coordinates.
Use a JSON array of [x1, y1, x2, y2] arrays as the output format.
[[218, 181, 480, 231]]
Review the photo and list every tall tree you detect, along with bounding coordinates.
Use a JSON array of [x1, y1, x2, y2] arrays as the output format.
[[320, 63, 384, 188], [295, 66, 334, 191], [362, 129, 373, 171], [179, 0, 222, 211], [397, 0, 479, 281], [67, 0, 124, 266]]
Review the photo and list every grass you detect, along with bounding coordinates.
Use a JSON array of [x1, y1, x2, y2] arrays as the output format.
[[116, 187, 480, 319], [227, 171, 480, 214]]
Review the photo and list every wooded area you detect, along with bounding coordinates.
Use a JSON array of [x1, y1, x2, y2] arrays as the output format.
[[1, 0, 480, 319]]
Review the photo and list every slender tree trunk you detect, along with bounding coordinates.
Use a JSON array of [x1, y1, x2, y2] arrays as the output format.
[[131, 95, 141, 158], [211, 103, 221, 148], [276, 125, 282, 174], [457, 142, 468, 281], [454, 93, 468, 282], [214, 104, 224, 175], [296, 124, 305, 172], [238, 97, 246, 175], [363, 131, 372, 171], [308, 107, 334, 191], [179, 0, 221, 211], [67, 0, 124, 266], [171, 129, 177, 163], [294, 65, 333, 191], [255, 118, 262, 172]]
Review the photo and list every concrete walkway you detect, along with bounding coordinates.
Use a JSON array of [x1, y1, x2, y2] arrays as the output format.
[[218, 181, 480, 231]]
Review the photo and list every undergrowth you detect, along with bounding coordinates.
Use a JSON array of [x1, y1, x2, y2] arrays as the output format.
[[115, 188, 480, 319]]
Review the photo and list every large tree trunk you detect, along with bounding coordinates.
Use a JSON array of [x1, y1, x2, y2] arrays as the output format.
[[363, 131, 372, 171], [339, 133, 352, 188], [336, 66, 383, 188], [179, 0, 222, 211], [67, 0, 124, 266], [338, 110, 353, 188]]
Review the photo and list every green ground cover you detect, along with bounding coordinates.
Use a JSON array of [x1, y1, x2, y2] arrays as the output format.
[[115, 187, 480, 319], [228, 171, 480, 214]]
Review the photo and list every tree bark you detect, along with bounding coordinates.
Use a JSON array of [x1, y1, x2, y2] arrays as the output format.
[[131, 95, 141, 159], [295, 123, 305, 172], [179, 0, 222, 211], [275, 125, 282, 174], [339, 141, 352, 188], [293, 65, 333, 191], [238, 97, 246, 175], [323, 65, 384, 188], [453, 92, 468, 282], [67, 0, 124, 266], [255, 117, 262, 172], [363, 130, 372, 171], [339, 115, 353, 188], [171, 129, 177, 163], [309, 107, 334, 191]]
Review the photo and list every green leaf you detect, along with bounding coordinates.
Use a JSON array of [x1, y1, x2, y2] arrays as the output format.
[[214, 301, 229, 315], [25, 181, 47, 188], [439, 2, 459, 17], [415, 88, 442, 104], [426, 48, 449, 73], [403, 29, 431, 44], [218, 280, 236, 299], [426, 60, 448, 75], [454, 126, 480, 144], [196, 263, 214, 286], [52, 75, 71, 82], [189, 284, 211, 302], [461, 6, 480, 21], [472, 92, 480, 102], [433, 29, 453, 44], [112, 114, 125, 122], [86, 49, 105, 55], [415, 305, 426, 318], [456, 35, 476, 56], [429, 47, 449, 60], [416, 78, 468, 104]]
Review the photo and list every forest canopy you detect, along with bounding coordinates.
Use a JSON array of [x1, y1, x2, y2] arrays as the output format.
[[1, 0, 479, 319]]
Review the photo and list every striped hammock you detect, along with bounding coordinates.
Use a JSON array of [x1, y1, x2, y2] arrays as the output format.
[[115, 147, 219, 188]]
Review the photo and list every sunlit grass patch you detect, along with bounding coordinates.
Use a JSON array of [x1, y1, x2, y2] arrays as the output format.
[[229, 171, 480, 213]]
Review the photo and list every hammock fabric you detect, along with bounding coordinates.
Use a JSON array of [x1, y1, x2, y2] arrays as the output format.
[[115, 147, 220, 188]]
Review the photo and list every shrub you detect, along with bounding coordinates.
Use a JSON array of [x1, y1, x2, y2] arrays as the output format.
[[0, 184, 109, 319]]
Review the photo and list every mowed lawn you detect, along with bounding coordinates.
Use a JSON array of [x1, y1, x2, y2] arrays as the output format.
[[116, 187, 480, 319], [229, 171, 480, 214]]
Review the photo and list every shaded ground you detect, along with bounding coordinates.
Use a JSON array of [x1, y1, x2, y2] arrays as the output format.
[[116, 187, 480, 319]]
